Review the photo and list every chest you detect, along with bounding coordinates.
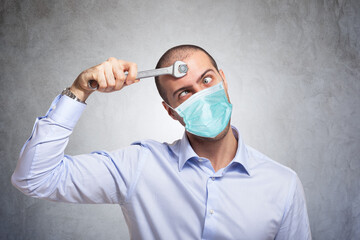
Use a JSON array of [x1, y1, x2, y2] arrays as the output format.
[[126, 159, 285, 239]]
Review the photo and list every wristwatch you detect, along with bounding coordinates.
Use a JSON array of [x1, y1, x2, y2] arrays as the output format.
[[61, 87, 86, 104]]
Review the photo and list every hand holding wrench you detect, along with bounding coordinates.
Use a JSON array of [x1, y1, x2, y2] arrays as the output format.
[[88, 61, 188, 90]]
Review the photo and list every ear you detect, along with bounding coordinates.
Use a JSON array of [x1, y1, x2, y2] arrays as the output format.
[[219, 69, 228, 90], [219, 69, 231, 103], [162, 101, 177, 120]]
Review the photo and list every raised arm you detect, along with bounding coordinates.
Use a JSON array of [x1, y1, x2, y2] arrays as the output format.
[[11, 58, 143, 204]]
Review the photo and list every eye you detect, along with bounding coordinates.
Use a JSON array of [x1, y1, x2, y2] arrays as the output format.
[[203, 76, 213, 84], [179, 90, 189, 98]]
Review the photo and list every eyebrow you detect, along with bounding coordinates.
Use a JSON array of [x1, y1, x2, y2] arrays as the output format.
[[172, 69, 215, 98]]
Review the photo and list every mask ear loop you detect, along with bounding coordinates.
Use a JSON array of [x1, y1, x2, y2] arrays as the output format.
[[218, 74, 231, 104], [163, 100, 180, 121], [163, 101, 175, 111]]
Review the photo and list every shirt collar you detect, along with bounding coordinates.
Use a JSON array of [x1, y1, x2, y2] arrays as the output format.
[[230, 126, 251, 175], [177, 132, 198, 171], [176, 126, 251, 175]]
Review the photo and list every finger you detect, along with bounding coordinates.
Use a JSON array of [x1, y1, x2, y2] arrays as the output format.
[[103, 61, 115, 92], [123, 61, 138, 85], [96, 68, 107, 92], [111, 59, 126, 91]]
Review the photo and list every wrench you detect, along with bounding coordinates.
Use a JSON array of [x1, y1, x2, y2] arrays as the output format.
[[88, 60, 188, 90]]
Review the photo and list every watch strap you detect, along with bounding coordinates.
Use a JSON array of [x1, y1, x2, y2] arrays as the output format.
[[61, 87, 86, 104]]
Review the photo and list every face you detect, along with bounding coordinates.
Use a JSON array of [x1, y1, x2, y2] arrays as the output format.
[[161, 51, 229, 108], [159, 51, 231, 140]]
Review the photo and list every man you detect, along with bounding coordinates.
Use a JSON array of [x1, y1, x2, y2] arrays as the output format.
[[12, 45, 311, 239]]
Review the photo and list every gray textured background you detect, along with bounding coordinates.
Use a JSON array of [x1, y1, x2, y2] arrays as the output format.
[[1, 0, 359, 239]]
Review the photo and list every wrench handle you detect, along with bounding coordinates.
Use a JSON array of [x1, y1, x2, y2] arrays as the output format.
[[87, 66, 173, 90], [136, 67, 172, 79]]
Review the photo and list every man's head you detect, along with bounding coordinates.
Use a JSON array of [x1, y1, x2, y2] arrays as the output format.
[[155, 45, 219, 105], [154, 45, 232, 141]]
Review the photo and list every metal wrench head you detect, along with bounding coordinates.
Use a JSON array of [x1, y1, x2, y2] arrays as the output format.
[[172, 61, 188, 78]]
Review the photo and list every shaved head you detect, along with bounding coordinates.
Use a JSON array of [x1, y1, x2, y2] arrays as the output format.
[[155, 45, 218, 104]]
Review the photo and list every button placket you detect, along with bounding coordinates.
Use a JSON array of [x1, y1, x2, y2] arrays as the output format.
[[202, 176, 219, 238]]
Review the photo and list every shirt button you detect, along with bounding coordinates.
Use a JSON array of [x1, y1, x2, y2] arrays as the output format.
[[211, 177, 215, 181], [210, 209, 214, 214]]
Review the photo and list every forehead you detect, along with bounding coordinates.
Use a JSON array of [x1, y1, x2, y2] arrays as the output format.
[[159, 51, 216, 96]]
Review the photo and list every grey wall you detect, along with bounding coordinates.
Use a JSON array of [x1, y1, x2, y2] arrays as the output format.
[[1, 0, 359, 239]]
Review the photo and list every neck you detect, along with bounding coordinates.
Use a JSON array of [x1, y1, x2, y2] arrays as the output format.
[[187, 125, 238, 172]]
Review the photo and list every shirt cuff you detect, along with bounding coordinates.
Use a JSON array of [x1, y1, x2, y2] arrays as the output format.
[[47, 95, 86, 129]]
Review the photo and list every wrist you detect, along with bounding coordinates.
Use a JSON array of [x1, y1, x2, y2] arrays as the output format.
[[70, 84, 92, 102], [61, 87, 87, 104]]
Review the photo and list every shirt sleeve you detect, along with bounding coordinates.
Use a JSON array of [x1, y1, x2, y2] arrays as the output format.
[[275, 174, 312, 240], [11, 95, 145, 204]]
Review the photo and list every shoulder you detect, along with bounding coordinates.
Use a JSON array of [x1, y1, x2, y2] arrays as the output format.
[[130, 138, 181, 158], [246, 145, 297, 184], [245, 145, 306, 209], [131, 138, 179, 149]]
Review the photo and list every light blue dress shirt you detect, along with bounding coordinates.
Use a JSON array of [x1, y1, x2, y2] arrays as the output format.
[[12, 95, 311, 240]]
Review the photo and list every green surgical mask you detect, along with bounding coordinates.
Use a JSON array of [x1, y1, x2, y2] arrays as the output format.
[[169, 82, 232, 138]]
